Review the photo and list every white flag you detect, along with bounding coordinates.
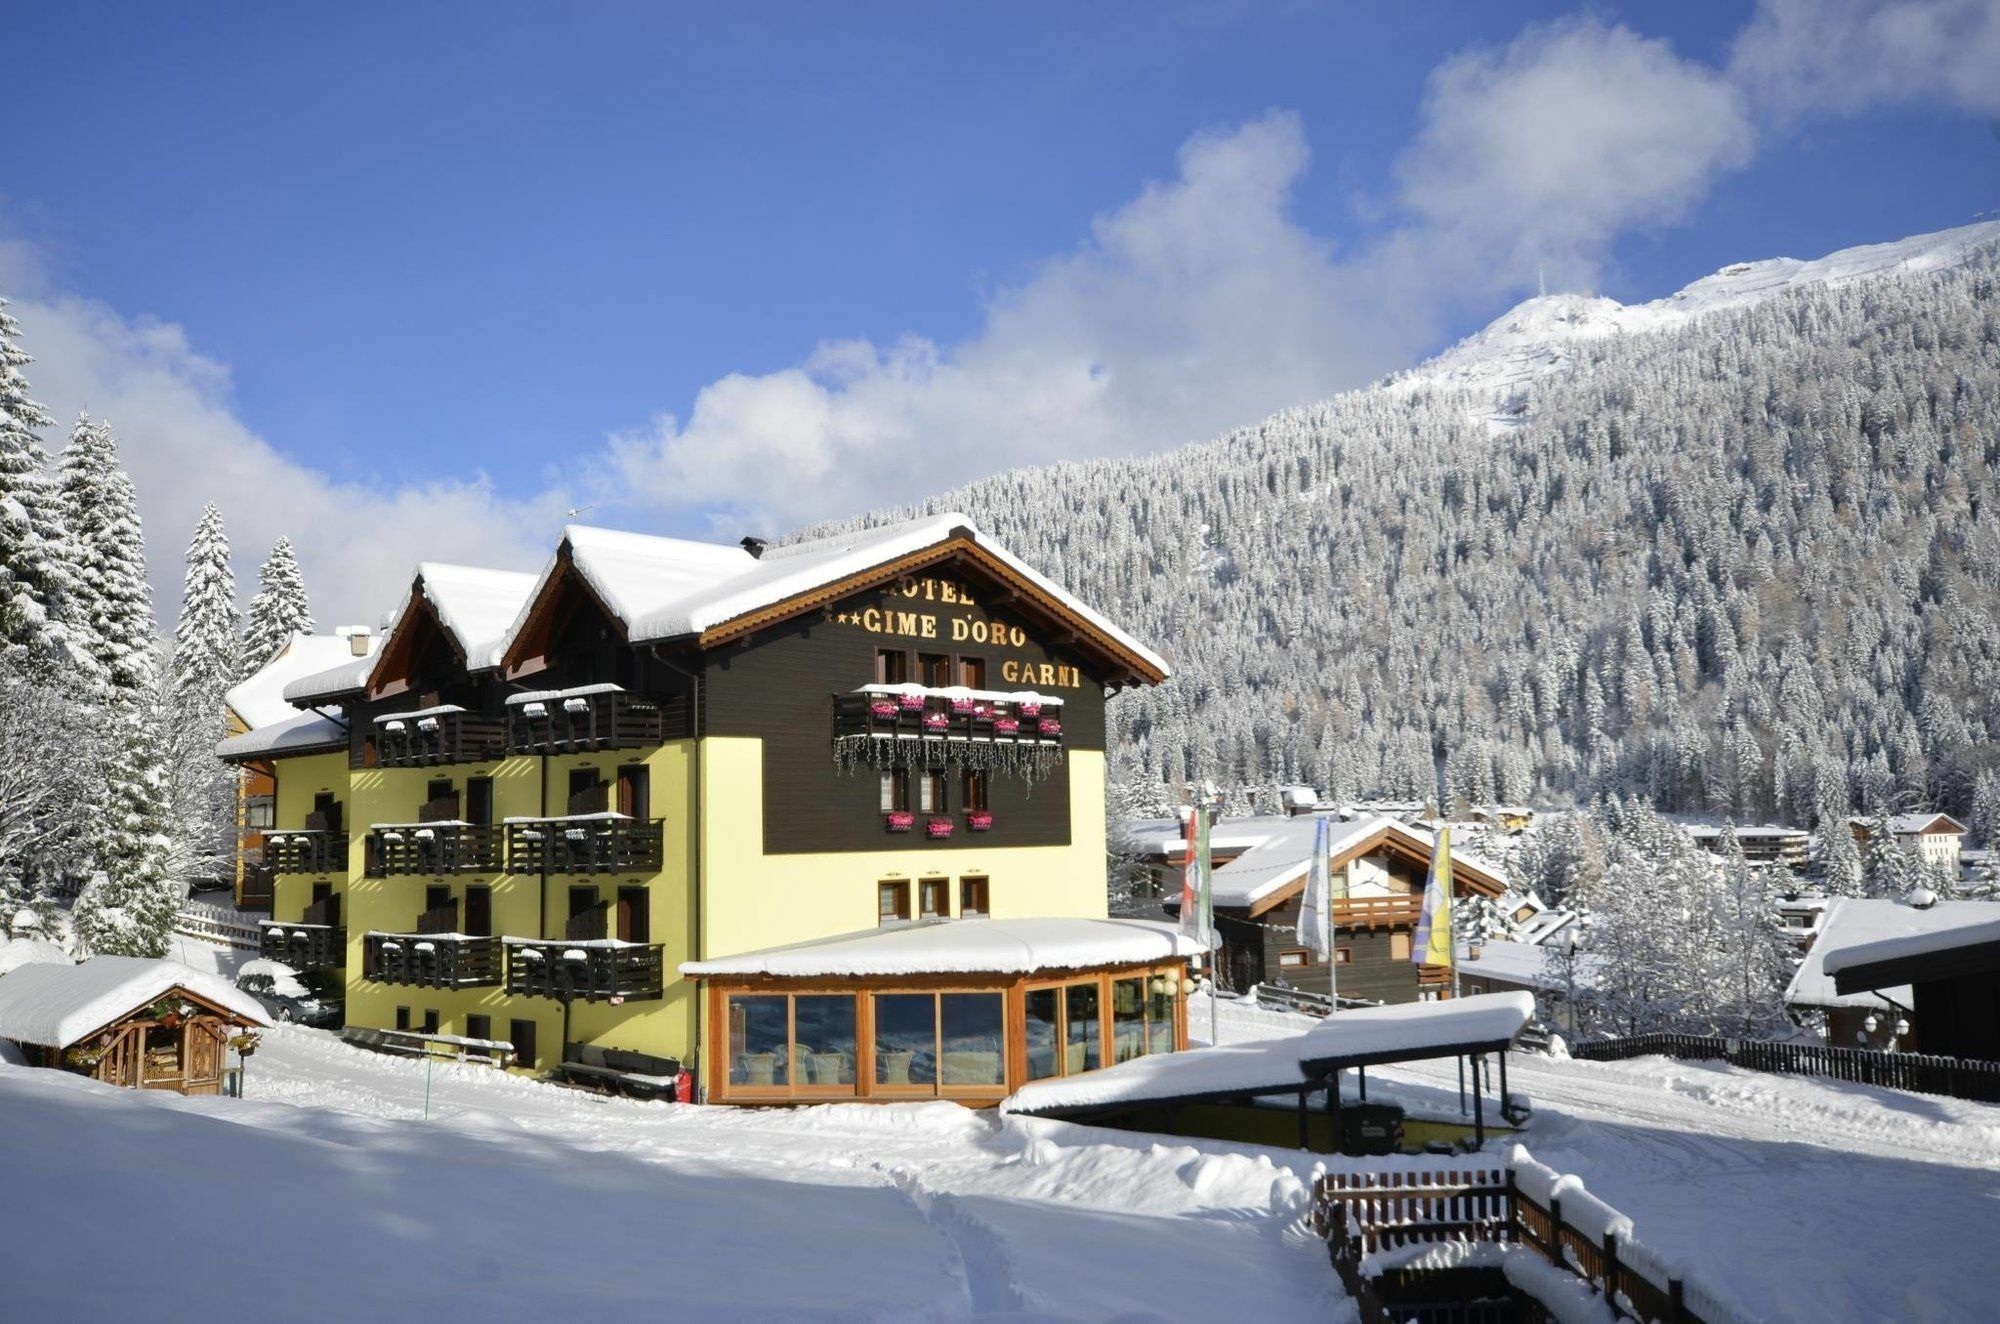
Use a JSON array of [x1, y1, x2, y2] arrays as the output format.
[[1296, 815, 1332, 959]]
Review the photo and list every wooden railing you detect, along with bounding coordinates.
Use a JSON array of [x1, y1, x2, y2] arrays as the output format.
[[506, 939, 665, 1002], [505, 689, 665, 754], [372, 708, 506, 767], [362, 931, 502, 988], [1313, 1159, 1729, 1324], [832, 692, 1065, 746], [1332, 895, 1424, 928], [1571, 1032, 2000, 1104], [236, 862, 275, 911], [365, 822, 503, 876], [260, 921, 347, 971], [504, 818, 664, 875], [175, 903, 263, 951], [1253, 983, 1385, 1018], [264, 829, 349, 875]]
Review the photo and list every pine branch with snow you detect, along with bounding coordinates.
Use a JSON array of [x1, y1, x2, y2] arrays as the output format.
[[241, 535, 313, 678]]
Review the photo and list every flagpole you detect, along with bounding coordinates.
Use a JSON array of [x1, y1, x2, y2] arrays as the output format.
[[1204, 799, 1218, 1049], [1320, 815, 1336, 1011]]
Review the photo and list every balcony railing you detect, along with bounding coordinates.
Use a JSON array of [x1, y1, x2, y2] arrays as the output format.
[[505, 939, 665, 1002], [237, 862, 275, 911], [1332, 895, 1425, 929], [365, 822, 503, 876], [832, 687, 1065, 746], [363, 931, 502, 988], [260, 921, 347, 972], [264, 829, 350, 876], [504, 816, 664, 875], [505, 685, 665, 754], [372, 706, 506, 767]]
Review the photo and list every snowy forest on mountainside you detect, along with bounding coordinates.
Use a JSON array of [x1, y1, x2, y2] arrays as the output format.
[[826, 241, 2000, 837]]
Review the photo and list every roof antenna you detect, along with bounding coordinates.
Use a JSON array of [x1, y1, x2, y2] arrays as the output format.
[[740, 536, 769, 559], [565, 505, 595, 519], [1538, 263, 1546, 299]]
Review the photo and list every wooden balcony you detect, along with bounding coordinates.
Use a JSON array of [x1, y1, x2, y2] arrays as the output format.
[[260, 921, 346, 972], [1332, 895, 1424, 929], [237, 862, 275, 911], [264, 829, 349, 876], [365, 822, 503, 876], [505, 686, 666, 754], [505, 939, 665, 1002], [504, 817, 664, 875], [371, 706, 506, 767], [832, 691, 1065, 746], [363, 929, 502, 989]]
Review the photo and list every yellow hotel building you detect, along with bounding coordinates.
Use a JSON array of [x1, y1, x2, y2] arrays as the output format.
[[218, 514, 1194, 1105]]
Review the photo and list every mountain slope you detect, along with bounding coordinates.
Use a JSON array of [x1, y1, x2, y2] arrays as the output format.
[[815, 225, 2000, 832]]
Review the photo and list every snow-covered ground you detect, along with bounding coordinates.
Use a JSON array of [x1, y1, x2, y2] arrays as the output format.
[[1197, 994, 2000, 1323]]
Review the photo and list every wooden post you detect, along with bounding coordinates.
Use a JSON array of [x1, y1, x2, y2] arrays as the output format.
[[1329, 1071, 1344, 1154], [1504, 1167, 1519, 1245], [1357, 1065, 1367, 1101], [1473, 1056, 1485, 1148], [1297, 1088, 1310, 1151], [1603, 1231, 1620, 1303]]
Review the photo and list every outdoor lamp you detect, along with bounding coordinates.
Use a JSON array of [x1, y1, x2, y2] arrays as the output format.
[[1863, 1013, 1880, 1033]]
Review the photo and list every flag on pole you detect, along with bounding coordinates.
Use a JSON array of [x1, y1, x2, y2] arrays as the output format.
[[1296, 815, 1332, 960], [1177, 805, 1205, 944], [1413, 825, 1455, 968]]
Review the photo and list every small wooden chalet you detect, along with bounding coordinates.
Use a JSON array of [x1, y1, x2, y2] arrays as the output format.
[[1167, 814, 1507, 1003], [683, 917, 1199, 1106], [1828, 906, 2000, 1062], [0, 957, 269, 1095]]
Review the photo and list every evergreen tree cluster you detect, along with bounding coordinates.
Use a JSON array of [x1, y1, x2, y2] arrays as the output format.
[[825, 245, 2000, 838], [0, 301, 312, 954]]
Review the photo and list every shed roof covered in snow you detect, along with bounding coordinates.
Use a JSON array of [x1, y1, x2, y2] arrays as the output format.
[[497, 512, 1169, 684], [226, 632, 380, 730], [1827, 910, 2000, 994], [1784, 897, 2000, 1010], [0, 957, 269, 1049], [1002, 991, 1534, 1117], [681, 917, 1203, 980]]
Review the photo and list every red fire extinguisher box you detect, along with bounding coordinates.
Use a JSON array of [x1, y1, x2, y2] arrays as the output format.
[[674, 1069, 696, 1104]]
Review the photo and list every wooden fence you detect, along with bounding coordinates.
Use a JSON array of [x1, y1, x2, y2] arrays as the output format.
[[1313, 1160, 1732, 1324], [174, 903, 262, 951], [1570, 1032, 2000, 1104]]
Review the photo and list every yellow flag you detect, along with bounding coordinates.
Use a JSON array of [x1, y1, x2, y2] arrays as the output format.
[[1414, 825, 1454, 968]]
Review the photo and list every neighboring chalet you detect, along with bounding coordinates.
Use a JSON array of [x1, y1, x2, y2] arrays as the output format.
[[1852, 813, 1967, 874], [1785, 896, 1999, 1051], [216, 513, 1195, 1103], [1683, 824, 1810, 872], [0, 958, 268, 1095], [1166, 814, 1507, 1003], [224, 628, 381, 909], [1828, 905, 2000, 1062]]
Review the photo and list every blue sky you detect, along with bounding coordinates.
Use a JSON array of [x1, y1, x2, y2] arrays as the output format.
[[4, 2, 1998, 622]]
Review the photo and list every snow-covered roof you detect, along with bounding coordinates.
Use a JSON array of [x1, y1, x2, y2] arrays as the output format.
[[1822, 912, 2000, 984], [681, 917, 1202, 979], [1123, 814, 1294, 861], [226, 633, 380, 730], [1204, 813, 1510, 910], [415, 562, 540, 671], [1682, 824, 1807, 841], [1459, 940, 1603, 992], [1783, 897, 2000, 1010], [1003, 992, 1534, 1116], [0, 939, 69, 977], [501, 512, 1170, 679], [216, 709, 348, 762], [282, 652, 379, 706], [0, 956, 269, 1049]]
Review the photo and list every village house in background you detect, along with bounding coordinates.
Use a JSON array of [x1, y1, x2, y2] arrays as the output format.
[[1852, 813, 1967, 875], [1682, 824, 1810, 872], [217, 513, 1199, 1103]]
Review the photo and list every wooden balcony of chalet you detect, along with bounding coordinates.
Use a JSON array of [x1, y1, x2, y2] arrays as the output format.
[[832, 687, 1066, 747], [259, 896, 346, 972], [507, 937, 665, 1002], [1331, 895, 1424, 929], [370, 705, 506, 768], [363, 902, 501, 989], [263, 828, 349, 876], [504, 685, 670, 754], [504, 803, 664, 875], [365, 795, 503, 877]]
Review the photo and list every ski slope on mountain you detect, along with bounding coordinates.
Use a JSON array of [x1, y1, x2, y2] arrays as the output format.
[[1396, 219, 2000, 402]]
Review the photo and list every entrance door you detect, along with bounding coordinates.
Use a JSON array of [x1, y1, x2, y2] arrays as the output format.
[[617, 886, 649, 943], [617, 765, 649, 820], [464, 885, 493, 937], [184, 1021, 227, 1096]]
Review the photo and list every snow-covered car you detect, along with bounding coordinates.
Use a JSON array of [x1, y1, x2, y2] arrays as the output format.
[[235, 960, 343, 1028]]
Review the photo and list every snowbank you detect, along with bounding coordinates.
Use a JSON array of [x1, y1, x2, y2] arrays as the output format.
[[682, 916, 1203, 979]]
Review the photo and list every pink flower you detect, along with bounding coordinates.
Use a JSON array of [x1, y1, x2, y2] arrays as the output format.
[[869, 700, 898, 719], [922, 712, 949, 731], [926, 817, 955, 838], [1037, 718, 1062, 736], [885, 812, 914, 831], [967, 812, 993, 831], [950, 698, 975, 714], [1018, 702, 1042, 717], [993, 717, 1020, 734], [897, 694, 925, 712]]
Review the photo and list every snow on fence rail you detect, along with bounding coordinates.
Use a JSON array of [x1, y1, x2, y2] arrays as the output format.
[[173, 904, 262, 952], [1571, 1031, 2000, 1104], [1311, 1147, 1742, 1324]]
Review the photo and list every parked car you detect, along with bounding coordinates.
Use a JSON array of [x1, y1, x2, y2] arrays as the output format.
[[236, 960, 343, 1028]]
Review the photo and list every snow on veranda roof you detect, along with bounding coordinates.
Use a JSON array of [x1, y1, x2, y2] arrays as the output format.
[[1824, 909, 2000, 992], [496, 512, 1171, 681], [216, 709, 348, 762], [227, 632, 380, 729], [680, 918, 1205, 980], [0, 957, 269, 1050], [1002, 992, 1535, 1117]]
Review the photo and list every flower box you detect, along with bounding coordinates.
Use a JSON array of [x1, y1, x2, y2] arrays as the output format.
[[967, 811, 994, 831], [1036, 718, 1062, 736], [949, 698, 975, 714], [897, 694, 925, 712], [926, 817, 955, 839], [1018, 702, 1042, 717], [921, 712, 950, 732], [869, 700, 899, 720], [885, 811, 915, 832], [971, 702, 996, 719], [993, 717, 1020, 735]]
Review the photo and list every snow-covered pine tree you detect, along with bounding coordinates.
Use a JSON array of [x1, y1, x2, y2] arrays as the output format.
[[1859, 815, 1924, 900], [1715, 821, 1792, 1036], [173, 503, 239, 697], [240, 535, 313, 678], [58, 415, 158, 704], [0, 659, 105, 940], [71, 694, 178, 957], [0, 300, 95, 679], [163, 504, 240, 891], [1813, 782, 1865, 899]]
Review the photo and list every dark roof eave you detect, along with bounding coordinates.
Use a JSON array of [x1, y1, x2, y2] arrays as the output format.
[[219, 738, 348, 765], [1831, 939, 2000, 995]]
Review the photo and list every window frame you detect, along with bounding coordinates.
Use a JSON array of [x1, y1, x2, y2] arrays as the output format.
[[961, 768, 990, 813], [918, 877, 949, 919], [959, 875, 990, 917], [878, 880, 911, 926]]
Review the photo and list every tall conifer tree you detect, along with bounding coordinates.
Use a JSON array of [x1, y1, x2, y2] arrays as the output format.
[[59, 415, 158, 703], [0, 300, 94, 677], [241, 536, 313, 677]]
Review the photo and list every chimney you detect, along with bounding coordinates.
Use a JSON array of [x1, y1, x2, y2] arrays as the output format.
[[337, 625, 372, 657], [740, 536, 769, 559]]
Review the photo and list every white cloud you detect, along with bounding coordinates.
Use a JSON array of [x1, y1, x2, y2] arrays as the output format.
[[603, 111, 1435, 532], [0, 247, 566, 629], [1395, 18, 1756, 292], [1732, 0, 2000, 118]]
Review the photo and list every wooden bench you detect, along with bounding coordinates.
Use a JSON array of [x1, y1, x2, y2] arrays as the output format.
[[557, 1042, 681, 1098]]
